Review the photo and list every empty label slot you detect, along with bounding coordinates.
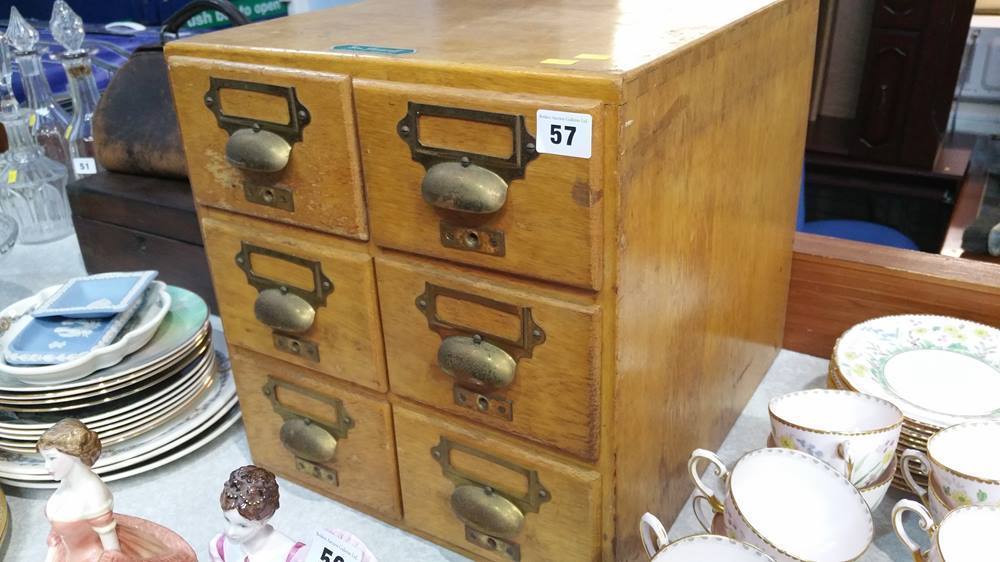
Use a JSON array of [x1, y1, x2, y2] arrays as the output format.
[[219, 87, 290, 125], [450, 446, 529, 497], [249, 252, 316, 293], [436, 294, 521, 342], [419, 115, 514, 159]]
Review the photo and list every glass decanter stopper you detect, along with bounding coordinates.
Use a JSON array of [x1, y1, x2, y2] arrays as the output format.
[[50, 0, 101, 180], [9, 7, 71, 167], [0, 36, 73, 244]]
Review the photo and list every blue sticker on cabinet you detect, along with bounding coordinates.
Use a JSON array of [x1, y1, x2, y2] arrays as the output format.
[[331, 44, 416, 55]]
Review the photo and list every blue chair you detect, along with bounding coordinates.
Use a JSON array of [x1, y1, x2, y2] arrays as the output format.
[[797, 174, 919, 250]]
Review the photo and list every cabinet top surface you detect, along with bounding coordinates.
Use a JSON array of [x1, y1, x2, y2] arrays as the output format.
[[170, 0, 784, 77]]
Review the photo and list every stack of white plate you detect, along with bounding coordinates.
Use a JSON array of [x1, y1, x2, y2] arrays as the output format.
[[0, 285, 239, 488], [828, 315, 1000, 491]]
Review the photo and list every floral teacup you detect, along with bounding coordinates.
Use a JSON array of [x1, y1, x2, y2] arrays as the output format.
[[769, 389, 902, 488], [640, 513, 775, 561], [901, 421, 1000, 508], [688, 447, 873, 562], [893, 500, 1000, 561]]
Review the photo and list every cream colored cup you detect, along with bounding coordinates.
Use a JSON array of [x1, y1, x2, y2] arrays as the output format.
[[640, 513, 775, 561], [688, 447, 873, 562], [769, 389, 903, 488], [766, 433, 895, 511], [893, 500, 1000, 561], [901, 421, 1000, 508]]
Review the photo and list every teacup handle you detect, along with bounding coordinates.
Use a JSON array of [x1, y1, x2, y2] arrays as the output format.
[[901, 448, 931, 505], [639, 513, 670, 559], [892, 499, 935, 561], [691, 494, 716, 533], [688, 449, 730, 515]]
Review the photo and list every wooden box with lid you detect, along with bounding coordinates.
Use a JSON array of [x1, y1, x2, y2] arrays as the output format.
[[166, 1, 817, 559]]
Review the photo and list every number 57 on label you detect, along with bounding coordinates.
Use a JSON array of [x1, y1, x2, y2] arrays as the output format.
[[535, 109, 592, 159]]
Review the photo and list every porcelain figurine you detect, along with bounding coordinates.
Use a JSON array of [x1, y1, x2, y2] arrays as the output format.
[[210, 466, 306, 562], [38, 419, 196, 562]]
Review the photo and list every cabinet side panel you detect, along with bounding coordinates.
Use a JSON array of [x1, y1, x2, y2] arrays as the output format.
[[611, 1, 818, 560]]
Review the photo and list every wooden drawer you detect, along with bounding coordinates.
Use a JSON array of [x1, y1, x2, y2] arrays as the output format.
[[200, 207, 386, 391], [169, 56, 367, 239], [394, 404, 601, 561], [230, 348, 401, 520], [355, 80, 604, 290], [376, 254, 601, 460]]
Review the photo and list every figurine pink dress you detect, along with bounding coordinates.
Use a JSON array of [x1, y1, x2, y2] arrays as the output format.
[[47, 506, 196, 562]]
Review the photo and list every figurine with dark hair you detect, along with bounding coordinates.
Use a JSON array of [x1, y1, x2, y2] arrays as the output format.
[[38, 419, 196, 562], [209, 465, 306, 562]]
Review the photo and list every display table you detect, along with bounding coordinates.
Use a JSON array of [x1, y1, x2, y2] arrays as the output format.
[[4, 350, 922, 561], [0, 236, 922, 561]]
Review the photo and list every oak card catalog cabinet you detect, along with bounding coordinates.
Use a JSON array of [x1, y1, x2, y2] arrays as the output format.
[[166, 0, 817, 559]]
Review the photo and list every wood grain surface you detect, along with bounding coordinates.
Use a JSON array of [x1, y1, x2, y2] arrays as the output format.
[[376, 253, 602, 460], [784, 233, 1000, 358], [610, 0, 818, 559], [355, 79, 605, 290], [199, 207, 387, 391], [169, 57, 368, 239], [393, 402, 602, 561], [230, 347, 402, 520]]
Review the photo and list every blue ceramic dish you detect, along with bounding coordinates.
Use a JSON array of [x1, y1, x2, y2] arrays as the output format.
[[4, 286, 150, 365], [31, 271, 157, 319]]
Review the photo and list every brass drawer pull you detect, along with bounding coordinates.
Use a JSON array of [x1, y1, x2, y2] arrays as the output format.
[[205, 78, 311, 173], [264, 377, 355, 480], [451, 484, 524, 537], [279, 418, 338, 463], [254, 288, 315, 334], [431, 437, 549, 560], [421, 161, 508, 214], [235, 242, 333, 335], [438, 334, 516, 392], [417, 283, 544, 418]]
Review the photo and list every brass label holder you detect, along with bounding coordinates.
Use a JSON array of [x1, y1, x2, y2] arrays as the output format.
[[204, 78, 311, 207], [416, 283, 544, 422], [235, 242, 332, 357], [415, 283, 545, 361], [431, 437, 549, 561], [396, 102, 537, 182], [397, 102, 539, 257], [205, 77, 311, 144], [263, 377, 355, 485]]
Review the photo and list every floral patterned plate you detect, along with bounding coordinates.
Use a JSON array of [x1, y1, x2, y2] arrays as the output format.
[[834, 315, 1000, 430]]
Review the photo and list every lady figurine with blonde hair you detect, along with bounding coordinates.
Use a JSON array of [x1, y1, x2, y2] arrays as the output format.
[[38, 418, 196, 562]]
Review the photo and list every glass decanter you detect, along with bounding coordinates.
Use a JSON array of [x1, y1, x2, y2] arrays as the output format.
[[50, 0, 101, 180], [0, 38, 72, 244], [9, 7, 71, 167]]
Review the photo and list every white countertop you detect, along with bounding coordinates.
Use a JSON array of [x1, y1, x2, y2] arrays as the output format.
[[0, 236, 922, 561], [3, 350, 923, 562]]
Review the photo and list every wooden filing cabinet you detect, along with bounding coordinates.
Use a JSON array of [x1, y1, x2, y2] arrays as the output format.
[[167, 1, 817, 559]]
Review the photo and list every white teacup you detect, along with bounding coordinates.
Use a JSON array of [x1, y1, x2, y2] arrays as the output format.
[[766, 433, 896, 510], [929, 477, 951, 522], [769, 389, 902, 488], [640, 513, 775, 561], [901, 421, 1000, 508], [893, 500, 1000, 561], [688, 447, 873, 562]]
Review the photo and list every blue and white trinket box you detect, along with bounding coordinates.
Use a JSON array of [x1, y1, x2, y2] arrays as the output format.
[[31, 270, 158, 319], [3, 287, 151, 365]]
